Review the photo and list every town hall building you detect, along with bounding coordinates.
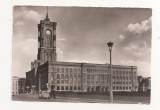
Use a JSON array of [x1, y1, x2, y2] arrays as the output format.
[[26, 11, 138, 93]]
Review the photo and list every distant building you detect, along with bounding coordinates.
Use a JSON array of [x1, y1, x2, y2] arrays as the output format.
[[19, 78, 26, 94], [12, 76, 26, 94], [12, 76, 19, 94], [138, 76, 151, 92], [26, 10, 138, 93]]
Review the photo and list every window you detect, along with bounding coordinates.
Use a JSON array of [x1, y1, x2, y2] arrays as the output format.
[[126, 87, 128, 90], [126, 71, 128, 75], [74, 68, 77, 73], [65, 74, 69, 84], [70, 86, 73, 90], [62, 68, 64, 73], [70, 68, 72, 73], [116, 70, 118, 74], [66, 68, 68, 73], [61, 86, 64, 90], [74, 86, 77, 90], [66, 86, 68, 90], [78, 86, 81, 90], [57, 68, 60, 73], [119, 71, 122, 75], [116, 86, 118, 90], [57, 86, 60, 90], [87, 75, 90, 80], [57, 74, 60, 79], [113, 70, 115, 74], [70, 75, 73, 84], [74, 75, 77, 84], [61, 74, 64, 79]]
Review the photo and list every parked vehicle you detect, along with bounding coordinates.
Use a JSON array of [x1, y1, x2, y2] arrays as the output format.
[[39, 91, 50, 99]]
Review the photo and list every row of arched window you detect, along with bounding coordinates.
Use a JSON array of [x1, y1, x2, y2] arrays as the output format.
[[56, 86, 81, 91], [112, 70, 137, 75], [56, 74, 81, 85], [87, 74, 107, 81], [87, 68, 108, 74], [113, 86, 132, 90], [52, 67, 81, 73]]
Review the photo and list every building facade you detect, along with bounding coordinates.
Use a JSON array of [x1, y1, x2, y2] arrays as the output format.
[[138, 76, 151, 92], [26, 11, 138, 93], [12, 76, 26, 94]]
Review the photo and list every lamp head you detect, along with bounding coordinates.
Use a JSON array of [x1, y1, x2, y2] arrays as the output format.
[[107, 41, 114, 51]]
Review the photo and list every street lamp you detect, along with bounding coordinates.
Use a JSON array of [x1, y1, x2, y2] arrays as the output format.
[[107, 41, 114, 103], [39, 74, 41, 94]]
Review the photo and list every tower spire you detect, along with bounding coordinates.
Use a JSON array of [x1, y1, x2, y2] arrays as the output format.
[[46, 6, 49, 19]]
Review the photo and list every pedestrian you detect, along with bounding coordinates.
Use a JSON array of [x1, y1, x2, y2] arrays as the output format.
[[50, 89, 56, 98]]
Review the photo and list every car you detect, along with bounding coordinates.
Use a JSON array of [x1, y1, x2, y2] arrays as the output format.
[[39, 91, 50, 99]]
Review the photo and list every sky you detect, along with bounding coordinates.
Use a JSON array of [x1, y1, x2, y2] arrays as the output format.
[[13, 6, 151, 78]]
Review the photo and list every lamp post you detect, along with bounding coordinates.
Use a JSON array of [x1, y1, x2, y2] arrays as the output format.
[[107, 41, 114, 103], [39, 74, 41, 94]]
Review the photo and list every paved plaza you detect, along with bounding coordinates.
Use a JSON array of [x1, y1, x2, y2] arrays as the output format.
[[12, 94, 150, 104]]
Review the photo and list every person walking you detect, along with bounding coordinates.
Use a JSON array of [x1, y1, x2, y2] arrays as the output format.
[[50, 88, 56, 98]]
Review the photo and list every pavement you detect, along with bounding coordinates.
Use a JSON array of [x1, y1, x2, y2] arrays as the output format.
[[12, 94, 150, 104]]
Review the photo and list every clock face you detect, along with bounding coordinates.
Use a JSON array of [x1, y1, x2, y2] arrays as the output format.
[[46, 30, 51, 35]]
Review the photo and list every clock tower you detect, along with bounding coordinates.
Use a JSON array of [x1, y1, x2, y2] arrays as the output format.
[[37, 10, 57, 62]]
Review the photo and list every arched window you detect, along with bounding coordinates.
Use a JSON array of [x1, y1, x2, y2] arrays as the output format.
[[113, 70, 115, 74], [66, 68, 68, 73], [91, 75, 94, 80], [123, 71, 125, 75], [65, 74, 69, 84], [61, 86, 64, 90], [65, 86, 68, 90], [61, 74, 64, 84], [74, 75, 77, 84], [70, 74, 73, 84], [119, 71, 122, 75], [70, 86, 73, 90], [126, 71, 128, 75], [57, 86, 60, 90], [70, 68, 72, 73], [116, 70, 118, 74], [62, 68, 64, 73], [57, 74, 60, 79], [57, 68, 60, 73], [74, 68, 77, 73]]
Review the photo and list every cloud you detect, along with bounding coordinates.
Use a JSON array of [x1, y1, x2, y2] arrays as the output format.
[[57, 48, 64, 61], [57, 37, 66, 41], [115, 17, 151, 77], [119, 34, 125, 40], [14, 7, 42, 23], [127, 17, 151, 34]]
